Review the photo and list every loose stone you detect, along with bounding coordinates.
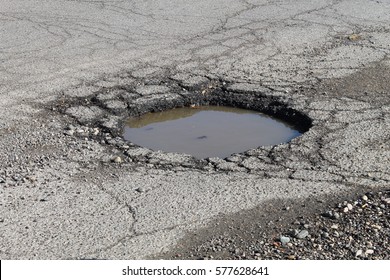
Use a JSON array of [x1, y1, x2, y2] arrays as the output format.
[[322, 211, 339, 220], [296, 230, 309, 239], [365, 249, 374, 255], [355, 249, 363, 257], [371, 224, 381, 230], [331, 224, 339, 230], [64, 129, 74, 136], [321, 211, 333, 219], [382, 198, 390, 204], [321, 232, 329, 239], [112, 156, 122, 163], [92, 128, 99, 135], [280, 236, 290, 244]]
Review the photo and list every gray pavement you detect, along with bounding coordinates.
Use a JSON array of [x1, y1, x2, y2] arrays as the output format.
[[0, 0, 389, 259]]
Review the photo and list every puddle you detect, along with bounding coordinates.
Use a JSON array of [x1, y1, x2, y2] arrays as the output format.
[[123, 106, 301, 159]]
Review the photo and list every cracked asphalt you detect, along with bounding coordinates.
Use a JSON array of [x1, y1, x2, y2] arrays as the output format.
[[0, 0, 389, 259]]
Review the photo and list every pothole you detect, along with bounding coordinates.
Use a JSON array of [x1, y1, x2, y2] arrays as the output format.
[[124, 106, 301, 159], [53, 76, 313, 171]]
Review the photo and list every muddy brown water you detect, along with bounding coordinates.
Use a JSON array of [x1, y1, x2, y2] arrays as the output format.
[[124, 106, 301, 159]]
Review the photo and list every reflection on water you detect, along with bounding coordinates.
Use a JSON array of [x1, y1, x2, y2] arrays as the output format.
[[124, 106, 301, 159]]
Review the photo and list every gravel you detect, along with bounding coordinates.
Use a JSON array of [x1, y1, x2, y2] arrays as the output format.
[[159, 190, 390, 260]]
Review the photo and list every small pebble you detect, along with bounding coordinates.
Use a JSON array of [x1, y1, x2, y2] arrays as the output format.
[[331, 224, 339, 230], [296, 230, 309, 239], [92, 128, 99, 135], [112, 156, 122, 163], [280, 236, 290, 244], [365, 249, 374, 255], [372, 224, 381, 230], [64, 130, 74, 136], [322, 211, 334, 219]]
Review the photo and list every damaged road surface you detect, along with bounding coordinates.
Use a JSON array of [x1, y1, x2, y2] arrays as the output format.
[[0, 0, 389, 259]]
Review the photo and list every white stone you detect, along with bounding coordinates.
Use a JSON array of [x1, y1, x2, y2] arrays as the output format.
[[113, 156, 122, 163]]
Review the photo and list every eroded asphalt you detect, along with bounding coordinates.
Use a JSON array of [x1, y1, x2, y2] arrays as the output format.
[[0, 0, 389, 259]]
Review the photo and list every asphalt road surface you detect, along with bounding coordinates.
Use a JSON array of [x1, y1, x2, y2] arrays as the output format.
[[1, 0, 389, 259]]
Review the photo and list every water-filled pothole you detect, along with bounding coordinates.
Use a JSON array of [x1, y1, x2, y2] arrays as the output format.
[[124, 106, 301, 159]]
